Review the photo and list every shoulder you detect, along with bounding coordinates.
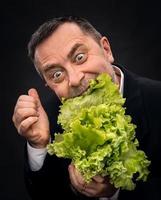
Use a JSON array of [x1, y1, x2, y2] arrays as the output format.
[[121, 65, 161, 119], [136, 76, 161, 94], [135, 76, 161, 123], [136, 76, 161, 105], [120, 65, 161, 101]]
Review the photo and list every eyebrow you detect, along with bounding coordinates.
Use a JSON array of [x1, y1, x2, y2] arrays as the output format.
[[67, 43, 84, 59], [43, 63, 62, 74], [42, 43, 84, 73]]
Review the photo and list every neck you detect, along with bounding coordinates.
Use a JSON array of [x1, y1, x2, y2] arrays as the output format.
[[112, 67, 121, 87]]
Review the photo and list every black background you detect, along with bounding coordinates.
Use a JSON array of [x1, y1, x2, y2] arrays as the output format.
[[1, 0, 161, 199]]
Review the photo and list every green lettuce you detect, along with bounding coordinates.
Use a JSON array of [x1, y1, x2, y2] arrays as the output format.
[[47, 73, 150, 190]]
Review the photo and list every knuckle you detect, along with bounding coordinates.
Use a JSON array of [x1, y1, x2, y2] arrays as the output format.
[[19, 123, 27, 134], [21, 121, 26, 129], [75, 182, 80, 189], [12, 113, 19, 126], [18, 95, 26, 101], [79, 179, 85, 185], [18, 95, 36, 103], [12, 115, 15, 123], [28, 116, 37, 124], [17, 109, 23, 117], [17, 109, 34, 118], [21, 110, 28, 118]]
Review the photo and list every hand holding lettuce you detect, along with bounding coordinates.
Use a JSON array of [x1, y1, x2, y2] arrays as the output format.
[[47, 73, 150, 190]]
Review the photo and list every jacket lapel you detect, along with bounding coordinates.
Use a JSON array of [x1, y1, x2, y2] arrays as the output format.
[[120, 66, 149, 144]]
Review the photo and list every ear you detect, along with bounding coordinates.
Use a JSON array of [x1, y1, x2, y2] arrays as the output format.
[[100, 36, 114, 63]]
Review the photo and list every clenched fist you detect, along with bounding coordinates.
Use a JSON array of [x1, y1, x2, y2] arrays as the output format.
[[12, 88, 50, 148]]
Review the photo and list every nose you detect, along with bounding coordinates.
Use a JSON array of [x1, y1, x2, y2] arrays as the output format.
[[68, 68, 85, 87]]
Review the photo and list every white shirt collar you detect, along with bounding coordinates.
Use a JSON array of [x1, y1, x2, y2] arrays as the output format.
[[112, 65, 124, 95]]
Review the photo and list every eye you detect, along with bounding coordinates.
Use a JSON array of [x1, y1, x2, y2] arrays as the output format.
[[75, 53, 87, 64], [52, 70, 65, 83]]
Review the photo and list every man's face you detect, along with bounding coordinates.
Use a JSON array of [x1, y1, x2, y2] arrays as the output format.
[[35, 23, 114, 99]]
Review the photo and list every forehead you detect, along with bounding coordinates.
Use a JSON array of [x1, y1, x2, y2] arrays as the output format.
[[35, 23, 88, 58], [53, 22, 87, 41]]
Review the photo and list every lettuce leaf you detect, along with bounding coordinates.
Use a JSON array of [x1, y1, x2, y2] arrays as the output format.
[[47, 73, 150, 190]]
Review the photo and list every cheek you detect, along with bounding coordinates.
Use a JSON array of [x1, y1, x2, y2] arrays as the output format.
[[85, 58, 111, 74], [50, 83, 69, 99]]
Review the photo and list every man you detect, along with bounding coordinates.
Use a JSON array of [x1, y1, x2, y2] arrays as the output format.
[[12, 16, 161, 200]]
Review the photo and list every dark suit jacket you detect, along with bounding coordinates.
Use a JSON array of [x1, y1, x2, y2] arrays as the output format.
[[24, 67, 161, 200]]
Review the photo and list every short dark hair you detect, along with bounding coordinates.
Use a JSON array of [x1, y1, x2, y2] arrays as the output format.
[[28, 16, 102, 62]]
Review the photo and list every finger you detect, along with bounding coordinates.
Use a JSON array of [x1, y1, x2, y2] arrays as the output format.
[[92, 175, 105, 183], [18, 116, 38, 134], [74, 166, 86, 186], [14, 108, 39, 125], [28, 88, 42, 108], [68, 164, 96, 194], [81, 188, 94, 197], [18, 95, 37, 104], [68, 165, 101, 197], [14, 96, 38, 117], [68, 164, 80, 190], [68, 164, 87, 193], [15, 101, 38, 110], [74, 167, 97, 196], [82, 183, 109, 197], [13, 108, 36, 127]]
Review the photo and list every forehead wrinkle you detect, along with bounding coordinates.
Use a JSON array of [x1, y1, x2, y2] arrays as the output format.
[[34, 26, 91, 73]]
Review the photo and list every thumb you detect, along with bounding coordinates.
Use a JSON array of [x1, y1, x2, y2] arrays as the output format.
[[28, 88, 42, 107]]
